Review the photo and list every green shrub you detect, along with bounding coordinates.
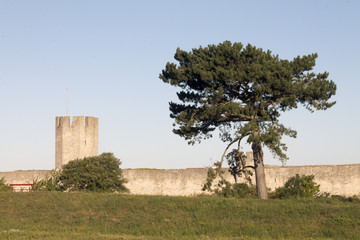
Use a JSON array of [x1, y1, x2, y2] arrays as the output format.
[[0, 177, 12, 192], [33, 170, 62, 191], [60, 153, 128, 193], [215, 181, 257, 198], [33, 153, 128, 193], [272, 174, 320, 199]]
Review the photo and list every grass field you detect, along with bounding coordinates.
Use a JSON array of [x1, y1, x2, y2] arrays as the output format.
[[0, 192, 359, 240]]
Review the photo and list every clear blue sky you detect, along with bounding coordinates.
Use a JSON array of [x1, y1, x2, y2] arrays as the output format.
[[0, 0, 359, 171]]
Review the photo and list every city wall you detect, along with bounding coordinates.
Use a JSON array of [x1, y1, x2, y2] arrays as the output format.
[[1, 164, 360, 196]]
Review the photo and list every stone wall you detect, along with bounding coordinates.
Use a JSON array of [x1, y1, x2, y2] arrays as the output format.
[[1, 164, 359, 196], [123, 164, 360, 196], [265, 164, 360, 196], [0, 170, 50, 184]]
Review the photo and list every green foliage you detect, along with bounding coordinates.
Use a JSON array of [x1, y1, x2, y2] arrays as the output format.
[[160, 41, 336, 199], [160, 41, 336, 162], [60, 152, 128, 193], [226, 149, 253, 183], [32, 153, 128, 193], [202, 163, 256, 198], [0, 177, 12, 192], [33, 170, 62, 191], [215, 181, 257, 198], [272, 174, 320, 199], [202, 165, 219, 192]]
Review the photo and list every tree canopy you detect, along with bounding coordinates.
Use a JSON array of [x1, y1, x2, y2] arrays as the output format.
[[34, 153, 128, 193], [160, 41, 336, 199]]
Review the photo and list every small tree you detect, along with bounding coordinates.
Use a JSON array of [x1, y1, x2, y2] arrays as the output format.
[[60, 153, 128, 193], [272, 174, 320, 199], [0, 177, 12, 192], [202, 163, 256, 198], [160, 41, 336, 199]]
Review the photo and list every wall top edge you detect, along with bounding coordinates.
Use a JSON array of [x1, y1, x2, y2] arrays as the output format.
[[3, 164, 360, 174], [56, 116, 97, 119], [56, 116, 98, 128], [265, 163, 360, 168]]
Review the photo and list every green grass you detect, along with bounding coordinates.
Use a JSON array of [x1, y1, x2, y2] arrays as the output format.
[[0, 192, 359, 239]]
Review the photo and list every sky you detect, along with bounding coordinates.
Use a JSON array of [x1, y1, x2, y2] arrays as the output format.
[[0, 0, 359, 171]]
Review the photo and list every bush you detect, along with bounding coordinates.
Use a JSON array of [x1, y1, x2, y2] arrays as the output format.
[[272, 174, 320, 199], [215, 181, 257, 198], [60, 153, 128, 192], [33, 170, 62, 191], [0, 177, 12, 192], [33, 153, 129, 193]]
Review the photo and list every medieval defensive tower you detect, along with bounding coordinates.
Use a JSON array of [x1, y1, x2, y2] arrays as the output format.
[[55, 116, 98, 168]]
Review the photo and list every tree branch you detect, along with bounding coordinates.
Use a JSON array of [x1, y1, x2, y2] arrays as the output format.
[[218, 137, 243, 172], [244, 165, 255, 170]]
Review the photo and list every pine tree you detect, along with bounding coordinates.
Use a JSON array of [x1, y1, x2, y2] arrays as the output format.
[[160, 41, 336, 199]]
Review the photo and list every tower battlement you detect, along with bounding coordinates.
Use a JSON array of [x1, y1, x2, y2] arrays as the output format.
[[55, 116, 98, 168], [56, 116, 98, 129]]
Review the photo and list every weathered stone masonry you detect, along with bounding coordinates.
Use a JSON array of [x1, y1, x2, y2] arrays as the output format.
[[55, 116, 98, 169], [1, 164, 360, 196], [123, 164, 360, 197]]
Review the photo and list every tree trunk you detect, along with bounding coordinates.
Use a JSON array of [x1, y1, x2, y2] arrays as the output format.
[[252, 136, 268, 199]]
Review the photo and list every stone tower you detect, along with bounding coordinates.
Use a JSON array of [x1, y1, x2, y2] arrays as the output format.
[[55, 116, 98, 169]]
